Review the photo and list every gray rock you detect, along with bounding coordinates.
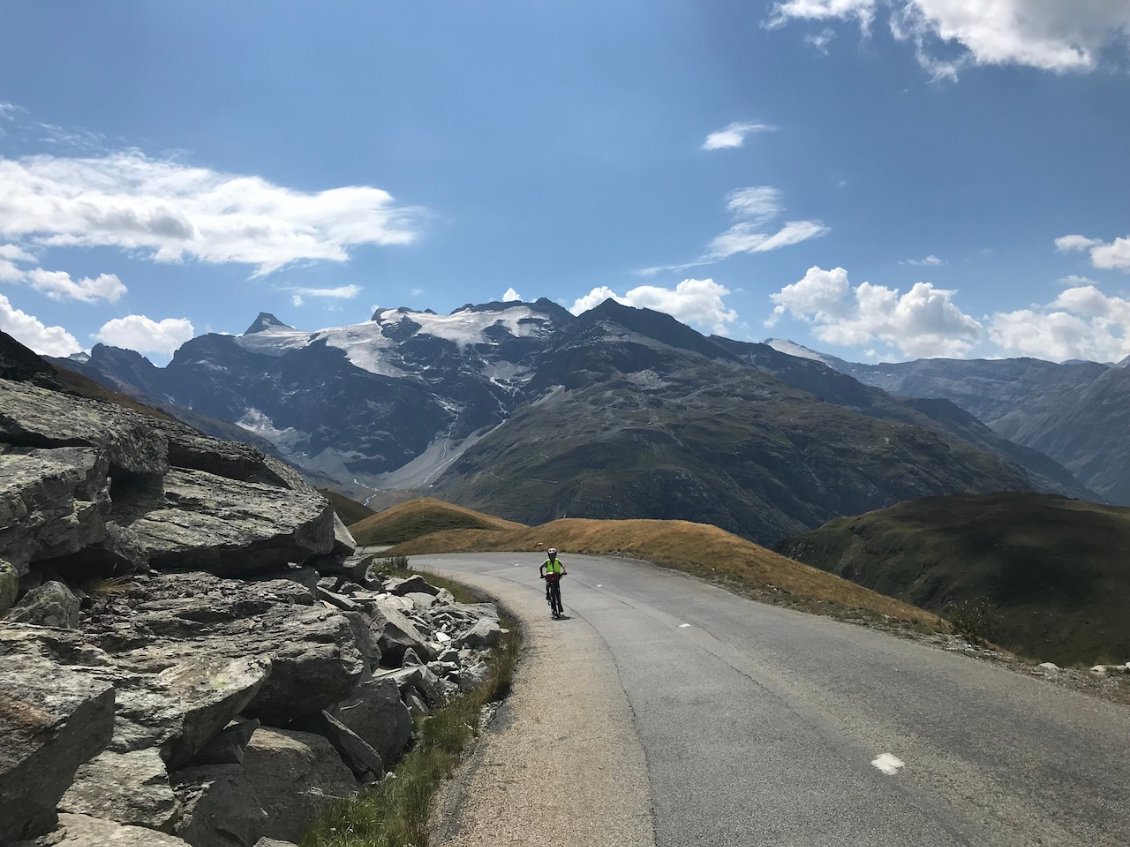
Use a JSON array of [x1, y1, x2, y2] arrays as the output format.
[[126, 469, 335, 575], [173, 764, 267, 847], [401, 647, 423, 667], [317, 586, 361, 613], [188, 718, 260, 767], [0, 643, 116, 843], [239, 727, 358, 843], [7, 580, 80, 629], [30, 813, 191, 846], [329, 676, 413, 768], [405, 591, 438, 610], [1, 558, 21, 613], [437, 647, 461, 666], [385, 574, 440, 596], [373, 596, 434, 665], [109, 655, 272, 768], [379, 664, 453, 709], [84, 571, 362, 727], [151, 418, 302, 490], [342, 610, 382, 670], [331, 512, 357, 557], [0, 377, 169, 477], [459, 662, 490, 693], [60, 748, 180, 831], [456, 616, 504, 649], [300, 710, 384, 783], [402, 686, 429, 718], [254, 839, 299, 847], [0, 448, 110, 575]]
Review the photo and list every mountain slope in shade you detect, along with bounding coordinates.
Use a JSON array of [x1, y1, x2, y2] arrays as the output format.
[[436, 301, 1036, 544], [777, 493, 1130, 665]]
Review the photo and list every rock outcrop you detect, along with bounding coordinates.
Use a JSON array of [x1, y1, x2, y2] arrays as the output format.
[[0, 361, 506, 847]]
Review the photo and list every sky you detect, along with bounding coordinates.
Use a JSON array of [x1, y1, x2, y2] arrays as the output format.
[[2, 0, 1130, 364]]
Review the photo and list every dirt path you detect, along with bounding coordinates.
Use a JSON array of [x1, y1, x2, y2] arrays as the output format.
[[425, 560, 655, 847]]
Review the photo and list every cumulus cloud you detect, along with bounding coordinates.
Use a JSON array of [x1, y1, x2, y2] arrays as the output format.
[[701, 122, 776, 151], [989, 284, 1130, 362], [502, 287, 522, 302], [767, 265, 983, 357], [1057, 233, 1130, 272], [93, 314, 195, 355], [0, 293, 82, 356], [768, 1, 1130, 77], [0, 152, 421, 278], [25, 269, 126, 303], [570, 278, 738, 334]]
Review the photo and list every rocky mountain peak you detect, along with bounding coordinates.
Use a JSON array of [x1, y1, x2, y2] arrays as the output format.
[[243, 312, 293, 335]]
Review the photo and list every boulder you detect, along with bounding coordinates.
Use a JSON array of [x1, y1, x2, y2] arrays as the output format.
[[405, 591, 438, 610], [172, 764, 267, 847], [109, 655, 272, 767], [329, 676, 413, 768], [0, 378, 169, 476], [59, 748, 180, 831], [0, 557, 17, 612], [84, 572, 363, 727], [379, 664, 454, 710], [188, 718, 261, 767], [456, 616, 504, 649], [373, 596, 434, 665], [385, 574, 440, 597], [239, 728, 358, 843], [0, 448, 110, 575], [254, 840, 299, 847], [0, 644, 116, 843], [331, 512, 357, 557], [24, 813, 191, 846], [299, 711, 384, 783], [6, 580, 80, 629], [126, 469, 336, 575], [151, 419, 302, 490]]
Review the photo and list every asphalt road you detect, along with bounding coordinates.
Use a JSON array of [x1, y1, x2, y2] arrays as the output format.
[[418, 553, 1130, 847]]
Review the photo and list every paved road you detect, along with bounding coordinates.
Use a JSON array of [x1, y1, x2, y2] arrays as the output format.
[[420, 553, 1130, 847]]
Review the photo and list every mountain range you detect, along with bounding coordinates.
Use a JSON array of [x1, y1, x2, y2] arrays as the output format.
[[47, 299, 1104, 544], [767, 340, 1130, 504]]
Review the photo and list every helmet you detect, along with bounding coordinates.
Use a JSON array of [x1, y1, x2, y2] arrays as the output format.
[[547, 548, 558, 556]]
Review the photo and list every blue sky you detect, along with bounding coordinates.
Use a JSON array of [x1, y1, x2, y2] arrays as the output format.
[[2, 1, 1129, 363]]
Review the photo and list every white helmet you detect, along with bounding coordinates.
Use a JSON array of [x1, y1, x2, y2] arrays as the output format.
[[547, 547, 558, 556]]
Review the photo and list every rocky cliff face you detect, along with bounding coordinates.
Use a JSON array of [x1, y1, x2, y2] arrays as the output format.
[[0, 364, 504, 846]]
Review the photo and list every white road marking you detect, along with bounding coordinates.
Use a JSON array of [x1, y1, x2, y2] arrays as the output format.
[[871, 753, 905, 775], [678, 623, 692, 629]]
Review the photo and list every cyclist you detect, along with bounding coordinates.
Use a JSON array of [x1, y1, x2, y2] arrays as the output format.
[[539, 547, 567, 619]]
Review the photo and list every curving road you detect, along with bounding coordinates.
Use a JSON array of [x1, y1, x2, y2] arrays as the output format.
[[421, 553, 1130, 847]]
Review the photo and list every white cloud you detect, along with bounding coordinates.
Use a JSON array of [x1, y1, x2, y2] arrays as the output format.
[[1056, 233, 1130, 272], [286, 284, 362, 299], [502, 287, 522, 302], [701, 122, 776, 151], [901, 254, 944, 266], [989, 284, 1130, 362], [0, 243, 34, 262], [640, 186, 828, 275], [570, 278, 738, 334], [1059, 274, 1098, 286], [0, 293, 82, 356], [0, 152, 421, 278], [291, 294, 304, 307], [25, 269, 126, 303], [805, 28, 839, 53], [0, 259, 22, 282], [768, 265, 983, 357], [768, 1, 1130, 76], [93, 314, 195, 355]]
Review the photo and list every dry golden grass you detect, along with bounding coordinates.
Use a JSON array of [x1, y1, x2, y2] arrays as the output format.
[[349, 497, 526, 546], [387, 514, 945, 630]]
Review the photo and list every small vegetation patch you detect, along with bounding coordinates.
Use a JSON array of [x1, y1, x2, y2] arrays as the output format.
[[302, 603, 520, 847]]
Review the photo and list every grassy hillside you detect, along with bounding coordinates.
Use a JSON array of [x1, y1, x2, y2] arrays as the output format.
[[350, 497, 526, 546], [383, 505, 943, 630], [319, 489, 375, 527], [777, 493, 1130, 665]]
